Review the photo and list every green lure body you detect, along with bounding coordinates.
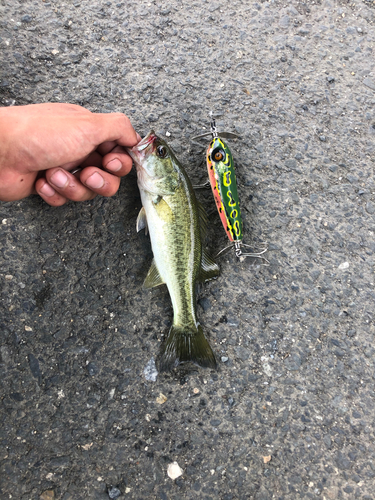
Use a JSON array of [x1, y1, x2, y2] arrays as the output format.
[[207, 137, 243, 243]]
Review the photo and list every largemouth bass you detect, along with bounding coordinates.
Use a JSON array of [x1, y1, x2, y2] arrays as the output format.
[[127, 132, 219, 371]]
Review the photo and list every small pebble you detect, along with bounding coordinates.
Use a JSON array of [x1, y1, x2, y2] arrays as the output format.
[[210, 419, 221, 427], [221, 356, 229, 363], [143, 357, 158, 382], [5, 275, 13, 280], [167, 462, 183, 480], [156, 393, 167, 404], [366, 201, 375, 215], [40, 491, 54, 500], [108, 487, 121, 499], [87, 362, 99, 376], [21, 14, 32, 22], [338, 262, 349, 270]]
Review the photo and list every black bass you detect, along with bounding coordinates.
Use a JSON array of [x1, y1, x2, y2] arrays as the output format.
[[127, 132, 219, 371]]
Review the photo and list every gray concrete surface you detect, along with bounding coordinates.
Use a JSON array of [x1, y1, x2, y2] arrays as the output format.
[[1, 0, 375, 499]]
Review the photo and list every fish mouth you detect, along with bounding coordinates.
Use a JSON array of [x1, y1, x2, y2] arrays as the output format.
[[127, 131, 157, 165]]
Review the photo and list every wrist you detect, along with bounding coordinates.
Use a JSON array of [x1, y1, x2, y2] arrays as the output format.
[[0, 107, 36, 201]]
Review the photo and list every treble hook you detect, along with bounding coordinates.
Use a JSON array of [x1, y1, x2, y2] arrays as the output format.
[[215, 241, 269, 264], [192, 111, 240, 142]]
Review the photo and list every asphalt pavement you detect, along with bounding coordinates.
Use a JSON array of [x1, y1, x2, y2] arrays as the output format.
[[1, 0, 375, 499]]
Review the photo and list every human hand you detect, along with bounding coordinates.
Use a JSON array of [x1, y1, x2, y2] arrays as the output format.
[[0, 103, 140, 206]]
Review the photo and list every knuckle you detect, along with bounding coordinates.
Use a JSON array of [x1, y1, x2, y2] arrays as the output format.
[[116, 113, 130, 126]]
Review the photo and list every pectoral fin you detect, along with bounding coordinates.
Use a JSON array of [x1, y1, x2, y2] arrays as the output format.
[[136, 206, 148, 234], [144, 259, 165, 289], [198, 250, 220, 282]]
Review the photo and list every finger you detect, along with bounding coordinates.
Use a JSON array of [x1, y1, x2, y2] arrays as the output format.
[[102, 146, 134, 176], [79, 151, 103, 170], [59, 152, 102, 172], [35, 178, 69, 206], [96, 132, 142, 156], [96, 141, 118, 156], [46, 168, 97, 202], [80, 167, 121, 197], [90, 113, 139, 148]]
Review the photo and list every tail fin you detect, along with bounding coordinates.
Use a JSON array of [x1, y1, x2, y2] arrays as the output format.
[[158, 324, 217, 372]]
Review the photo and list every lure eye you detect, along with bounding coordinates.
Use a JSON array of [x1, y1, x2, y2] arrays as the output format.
[[156, 145, 168, 158], [212, 149, 225, 162]]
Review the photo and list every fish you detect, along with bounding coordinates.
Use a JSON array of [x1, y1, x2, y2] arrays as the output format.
[[127, 131, 220, 372]]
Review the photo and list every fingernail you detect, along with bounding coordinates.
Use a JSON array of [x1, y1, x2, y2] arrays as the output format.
[[39, 182, 56, 197], [50, 169, 68, 188], [106, 158, 122, 172], [85, 172, 104, 189]]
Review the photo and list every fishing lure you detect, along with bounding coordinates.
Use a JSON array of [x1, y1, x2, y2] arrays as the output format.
[[193, 114, 267, 261]]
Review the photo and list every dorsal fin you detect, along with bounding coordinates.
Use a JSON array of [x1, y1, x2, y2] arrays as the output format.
[[198, 249, 220, 282], [144, 259, 165, 289]]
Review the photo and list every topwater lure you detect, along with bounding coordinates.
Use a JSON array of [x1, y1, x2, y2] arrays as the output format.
[[193, 113, 268, 261]]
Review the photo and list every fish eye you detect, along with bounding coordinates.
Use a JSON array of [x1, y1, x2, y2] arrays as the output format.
[[156, 145, 168, 158], [212, 149, 225, 162]]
